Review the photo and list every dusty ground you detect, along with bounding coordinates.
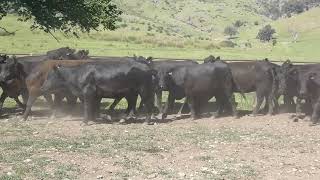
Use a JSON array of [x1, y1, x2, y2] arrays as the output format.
[[1, 106, 320, 180]]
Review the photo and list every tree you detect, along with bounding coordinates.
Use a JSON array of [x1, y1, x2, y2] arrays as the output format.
[[281, 0, 305, 17], [256, 25, 276, 42], [224, 26, 238, 38], [0, 0, 122, 39]]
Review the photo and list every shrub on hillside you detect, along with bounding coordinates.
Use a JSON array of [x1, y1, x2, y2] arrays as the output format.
[[224, 26, 238, 38], [256, 25, 276, 42], [282, 0, 306, 17], [272, 39, 277, 46], [234, 20, 246, 28]]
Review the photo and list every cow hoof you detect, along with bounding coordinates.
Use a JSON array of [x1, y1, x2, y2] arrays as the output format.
[[126, 115, 136, 121], [119, 119, 126, 124]]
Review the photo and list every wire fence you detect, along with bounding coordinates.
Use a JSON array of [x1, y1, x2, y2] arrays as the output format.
[[0, 53, 317, 64]]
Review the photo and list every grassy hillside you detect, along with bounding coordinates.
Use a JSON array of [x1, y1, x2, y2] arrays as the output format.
[[0, 0, 319, 61]]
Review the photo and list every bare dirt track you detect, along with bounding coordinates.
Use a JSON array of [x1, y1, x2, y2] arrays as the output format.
[[1, 110, 320, 179]]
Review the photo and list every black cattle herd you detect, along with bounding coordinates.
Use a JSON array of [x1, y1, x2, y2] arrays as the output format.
[[0, 47, 319, 125]]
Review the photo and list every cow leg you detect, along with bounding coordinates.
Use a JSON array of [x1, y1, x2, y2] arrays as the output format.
[[137, 96, 145, 112], [83, 95, 95, 124], [93, 97, 102, 120], [22, 95, 37, 120], [43, 94, 54, 108], [126, 93, 138, 120], [162, 92, 175, 120], [283, 95, 292, 112], [252, 92, 264, 116], [214, 95, 225, 118], [66, 95, 77, 108], [51, 93, 64, 118], [21, 89, 29, 105], [109, 97, 121, 112], [177, 98, 188, 118], [228, 94, 238, 118], [155, 91, 163, 114], [296, 97, 305, 119], [267, 93, 275, 115], [273, 94, 280, 114], [14, 97, 26, 110], [310, 97, 320, 125], [188, 96, 198, 120], [0, 92, 8, 115]]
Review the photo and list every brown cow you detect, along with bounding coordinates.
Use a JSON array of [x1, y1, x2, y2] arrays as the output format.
[[22, 60, 92, 120], [22, 57, 139, 120]]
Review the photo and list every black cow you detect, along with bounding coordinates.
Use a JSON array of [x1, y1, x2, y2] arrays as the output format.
[[226, 59, 279, 115], [0, 57, 27, 113], [107, 57, 198, 115], [0, 49, 88, 116], [46, 47, 76, 59], [163, 57, 238, 119], [40, 61, 155, 124], [278, 60, 317, 117], [299, 66, 320, 125], [56, 49, 90, 60]]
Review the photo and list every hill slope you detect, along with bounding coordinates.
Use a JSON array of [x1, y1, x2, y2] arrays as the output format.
[[0, 0, 319, 61]]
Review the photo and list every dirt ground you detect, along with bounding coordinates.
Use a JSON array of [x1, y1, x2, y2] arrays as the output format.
[[1, 107, 320, 180]]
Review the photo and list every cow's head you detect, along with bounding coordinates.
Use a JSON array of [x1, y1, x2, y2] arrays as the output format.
[[0, 56, 19, 82], [300, 71, 320, 97], [61, 49, 89, 60], [203, 55, 221, 64], [40, 65, 66, 93], [47, 47, 76, 59], [133, 55, 153, 66]]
